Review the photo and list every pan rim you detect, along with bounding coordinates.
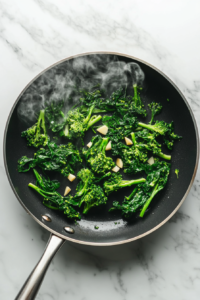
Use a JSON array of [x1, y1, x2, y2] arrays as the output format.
[[3, 50, 199, 246]]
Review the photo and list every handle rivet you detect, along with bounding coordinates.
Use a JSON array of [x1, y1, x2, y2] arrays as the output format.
[[64, 227, 74, 234], [42, 215, 51, 222]]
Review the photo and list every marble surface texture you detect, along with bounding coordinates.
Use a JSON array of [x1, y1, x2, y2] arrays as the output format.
[[0, 0, 200, 299]]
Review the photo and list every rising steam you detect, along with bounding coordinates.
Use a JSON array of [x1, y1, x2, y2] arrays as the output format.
[[17, 54, 145, 124]]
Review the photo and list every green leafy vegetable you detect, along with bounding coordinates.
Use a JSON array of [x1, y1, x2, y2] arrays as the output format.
[[80, 85, 147, 117], [80, 87, 127, 113], [21, 110, 48, 148], [18, 81, 181, 222], [139, 161, 170, 217], [29, 182, 80, 219], [33, 169, 60, 192], [110, 161, 170, 218], [29, 171, 80, 219], [102, 112, 138, 156], [45, 101, 67, 133], [18, 141, 82, 177]]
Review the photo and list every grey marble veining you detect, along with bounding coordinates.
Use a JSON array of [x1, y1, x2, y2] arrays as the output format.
[[0, 0, 200, 299]]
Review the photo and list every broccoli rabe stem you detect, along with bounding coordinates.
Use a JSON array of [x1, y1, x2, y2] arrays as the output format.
[[137, 122, 155, 132], [33, 169, 43, 188], [157, 152, 171, 161], [36, 110, 47, 139], [135, 127, 143, 132], [138, 122, 166, 135], [125, 187, 137, 201], [104, 177, 146, 195], [28, 183, 50, 198], [139, 183, 159, 217], [87, 115, 102, 130], [59, 110, 66, 120], [94, 172, 111, 183], [133, 84, 142, 107], [100, 137, 110, 152], [118, 178, 146, 188], [43, 203, 59, 210], [84, 104, 95, 125], [149, 114, 154, 125], [81, 106, 109, 114], [76, 179, 90, 197], [131, 132, 136, 146]]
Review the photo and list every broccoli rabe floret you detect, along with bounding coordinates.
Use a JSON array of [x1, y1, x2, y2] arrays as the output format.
[[137, 120, 181, 150], [21, 110, 48, 148], [133, 131, 171, 160], [63, 105, 102, 142], [83, 135, 115, 174], [75, 168, 95, 197], [130, 84, 147, 117], [103, 173, 146, 195], [73, 168, 107, 214], [79, 184, 107, 214], [148, 102, 162, 124], [163, 122, 182, 150]]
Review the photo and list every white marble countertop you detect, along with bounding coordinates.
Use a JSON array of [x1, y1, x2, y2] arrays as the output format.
[[0, 1, 200, 299]]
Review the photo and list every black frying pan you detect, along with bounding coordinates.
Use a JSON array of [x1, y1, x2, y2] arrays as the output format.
[[4, 52, 199, 300]]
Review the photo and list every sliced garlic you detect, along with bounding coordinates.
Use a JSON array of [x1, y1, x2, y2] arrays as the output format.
[[112, 166, 120, 172], [68, 174, 76, 182], [97, 125, 108, 135], [125, 137, 133, 145], [147, 156, 155, 165], [116, 158, 123, 168], [87, 141, 92, 148], [106, 141, 111, 151], [64, 186, 71, 196]]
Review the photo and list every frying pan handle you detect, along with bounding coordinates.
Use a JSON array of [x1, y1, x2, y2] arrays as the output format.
[[15, 234, 65, 300]]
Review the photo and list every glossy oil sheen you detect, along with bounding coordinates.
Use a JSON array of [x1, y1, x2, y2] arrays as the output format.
[[4, 53, 198, 245]]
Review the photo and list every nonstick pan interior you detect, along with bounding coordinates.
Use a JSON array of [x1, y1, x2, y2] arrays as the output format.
[[4, 52, 199, 245]]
